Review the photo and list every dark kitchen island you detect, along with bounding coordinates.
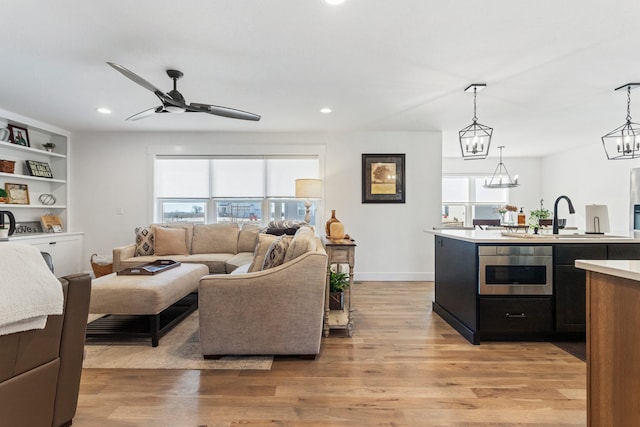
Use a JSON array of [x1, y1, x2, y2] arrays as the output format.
[[430, 229, 640, 344]]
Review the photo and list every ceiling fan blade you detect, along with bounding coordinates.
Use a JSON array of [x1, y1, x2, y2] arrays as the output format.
[[189, 103, 261, 121], [126, 106, 164, 121], [107, 62, 173, 104]]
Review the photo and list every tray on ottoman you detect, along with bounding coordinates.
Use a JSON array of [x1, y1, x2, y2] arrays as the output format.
[[117, 259, 181, 275]]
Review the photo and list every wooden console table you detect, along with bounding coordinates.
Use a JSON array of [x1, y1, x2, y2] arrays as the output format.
[[322, 236, 356, 337]]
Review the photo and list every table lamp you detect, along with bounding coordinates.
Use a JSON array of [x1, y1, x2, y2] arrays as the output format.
[[295, 179, 322, 223]]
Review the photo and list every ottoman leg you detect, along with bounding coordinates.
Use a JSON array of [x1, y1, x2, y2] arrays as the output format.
[[149, 315, 160, 347]]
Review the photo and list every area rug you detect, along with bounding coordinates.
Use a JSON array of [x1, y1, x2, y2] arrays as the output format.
[[83, 311, 273, 370]]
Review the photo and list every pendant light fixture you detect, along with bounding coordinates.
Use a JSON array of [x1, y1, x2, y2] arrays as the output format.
[[483, 146, 519, 188], [602, 83, 640, 160], [459, 83, 493, 160]]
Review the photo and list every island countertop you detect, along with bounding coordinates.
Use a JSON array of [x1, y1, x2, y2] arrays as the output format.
[[427, 228, 639, 244], [575, 259, 640, 282]]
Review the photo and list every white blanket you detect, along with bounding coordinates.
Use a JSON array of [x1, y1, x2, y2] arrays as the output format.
[[0, 243, 63, 335]]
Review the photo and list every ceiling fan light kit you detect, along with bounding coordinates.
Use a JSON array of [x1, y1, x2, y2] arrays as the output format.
[[459, 83, 492, 160], [106, 62, 261, 122], [602, 83, 640, 160]]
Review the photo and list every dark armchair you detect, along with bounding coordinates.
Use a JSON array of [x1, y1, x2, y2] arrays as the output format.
[[0, 273, 91, 427]]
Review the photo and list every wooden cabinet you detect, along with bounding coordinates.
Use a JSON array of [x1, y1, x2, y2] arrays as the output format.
[[0, 108, 71, 232], [479, 297, 553, 339], [14, 233, 84, 278], [554, 244, 607, 333]]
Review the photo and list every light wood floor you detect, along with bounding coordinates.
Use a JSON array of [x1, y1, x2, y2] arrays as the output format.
[[75, 282, 586, 426]]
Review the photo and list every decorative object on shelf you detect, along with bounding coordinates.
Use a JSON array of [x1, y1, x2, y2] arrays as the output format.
[[459, 83, 492, 160], [362, 153, 405, 203], [25, 160, 53, 178], [518, 207, 526, 225], [0, 210, 16, 237], [295, 178, 322, 223], [325, 209, 341, 238], [483, 146, 519, 188], [38, 193, 56, 205], [41, 214, 63, 233], [0, 188, 7, 203], [0, 159, 15, 173], [602, 83, 640, 160], [7, 124, 30, 147], [329, 221, 345, 240], [0, 128, 9, 142], [5, 183, 29, 204], [496, 204, 518, 224], [42, 142, 56, 152], [329, 270, 350, 310]]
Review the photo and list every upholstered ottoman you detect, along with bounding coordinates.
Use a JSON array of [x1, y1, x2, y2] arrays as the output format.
[[87, 263, 209, 346]]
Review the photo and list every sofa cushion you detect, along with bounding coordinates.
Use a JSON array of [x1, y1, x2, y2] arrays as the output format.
[[151, 223, 194, 253], [134, 226, 155, 256], [262, 236, 292, 270], [191, 223, 239, 255], [226, 252, 255, 273], [284, 226, 317, 263], [153, 226, 189, 256], [182, 253, 233, 274], [237, 223, 262, 253], [248, 233, 279, 273]]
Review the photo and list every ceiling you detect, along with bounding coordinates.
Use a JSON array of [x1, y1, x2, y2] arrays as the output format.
[[1, 0, 639, 158]]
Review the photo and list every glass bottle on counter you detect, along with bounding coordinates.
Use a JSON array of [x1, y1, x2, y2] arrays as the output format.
[[518, 207, 526, 225]]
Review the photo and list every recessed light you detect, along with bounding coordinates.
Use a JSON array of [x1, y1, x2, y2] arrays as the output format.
[[320, 107, 332, 114], [323, 0, 345, 5], [96, 107, 112, 114]]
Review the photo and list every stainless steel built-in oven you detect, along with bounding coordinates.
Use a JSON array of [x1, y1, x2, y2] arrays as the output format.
[[478, 246, 553, 295]]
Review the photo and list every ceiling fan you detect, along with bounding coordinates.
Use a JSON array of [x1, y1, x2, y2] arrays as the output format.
[[106, 62, 261, 122]]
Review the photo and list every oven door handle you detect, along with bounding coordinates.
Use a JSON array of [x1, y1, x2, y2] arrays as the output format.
[[505, 312, 527, 318]]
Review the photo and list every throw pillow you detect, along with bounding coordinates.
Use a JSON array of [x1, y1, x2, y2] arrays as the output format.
[[265, 220, 305, 236], [191, 223, 239, 254], [248, 233, 278, 273], [283, 226, 316, 263], [153, 226, 189, 256], [134, 226, 155, 256], [237, 223, 262, 253], [262, 236, 292, 270]]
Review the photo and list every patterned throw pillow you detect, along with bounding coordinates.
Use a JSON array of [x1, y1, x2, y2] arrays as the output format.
[[261, 236, 292, 270], [134, 227, 154, 256], [265, 220, 305, 236], [248, 233, 279, 273]]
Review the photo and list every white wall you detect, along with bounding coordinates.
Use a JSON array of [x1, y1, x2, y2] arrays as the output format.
[[71, 131, 442, 281], [541, 144, 637, 233], [442, 156, 543, 219]]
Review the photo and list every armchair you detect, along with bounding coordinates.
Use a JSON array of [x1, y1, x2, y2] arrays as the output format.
[[0, 273, 91, 427]]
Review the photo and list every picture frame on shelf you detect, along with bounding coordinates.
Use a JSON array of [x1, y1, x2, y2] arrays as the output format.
[[7, 124, 30, 147], [361, 153, 406, 203], [25, 160, 53, 178], [5, 183, 30, 204]]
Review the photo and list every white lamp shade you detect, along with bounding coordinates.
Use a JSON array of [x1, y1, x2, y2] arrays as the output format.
[[295, 179, 322, 199]]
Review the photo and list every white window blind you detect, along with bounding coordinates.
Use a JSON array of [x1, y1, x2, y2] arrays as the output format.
[[266, 158, 320, 197], [156, 158, 209, 198], [211, 159, 265, 198]]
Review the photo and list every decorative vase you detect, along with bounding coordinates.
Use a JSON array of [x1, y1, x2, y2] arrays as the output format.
[[330, 221, 345, 240], [325, 210, 341, 237]]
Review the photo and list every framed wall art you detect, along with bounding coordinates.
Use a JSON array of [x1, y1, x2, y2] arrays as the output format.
[[361, 153, 405, 203], [8, 124, 30, 147], [5, 183, 30, 205]]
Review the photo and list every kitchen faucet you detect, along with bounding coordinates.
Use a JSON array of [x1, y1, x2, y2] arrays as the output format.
[[553, 195, 575, 234]]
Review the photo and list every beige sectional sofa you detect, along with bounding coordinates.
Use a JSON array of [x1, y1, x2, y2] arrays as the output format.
[[198, 228, 328, 357], [112, 222, 261, 273]]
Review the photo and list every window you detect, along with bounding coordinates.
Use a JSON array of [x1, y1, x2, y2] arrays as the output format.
[[442, 175, 507, 227], [155, 156, 320, 226]]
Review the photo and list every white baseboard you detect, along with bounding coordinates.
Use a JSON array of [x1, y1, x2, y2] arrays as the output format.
[[354, 272, 434, 282]]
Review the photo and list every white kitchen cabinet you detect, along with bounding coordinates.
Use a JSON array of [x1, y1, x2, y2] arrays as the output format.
[[12, 233, 84, 278]]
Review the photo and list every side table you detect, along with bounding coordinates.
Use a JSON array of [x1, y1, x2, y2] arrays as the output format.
[[322, 236, 356, 337]]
